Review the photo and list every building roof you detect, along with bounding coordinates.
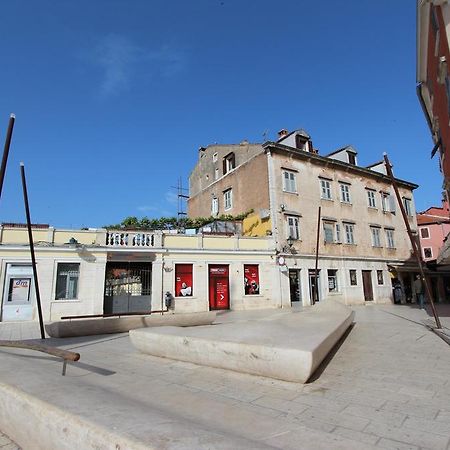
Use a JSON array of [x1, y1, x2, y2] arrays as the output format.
[[417, 214, 450, 225], [325, 145, 357, 157], [263, 141, 419, 190]]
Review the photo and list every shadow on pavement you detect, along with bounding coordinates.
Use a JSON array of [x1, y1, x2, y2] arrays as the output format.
[[306, 322, 355, 383]]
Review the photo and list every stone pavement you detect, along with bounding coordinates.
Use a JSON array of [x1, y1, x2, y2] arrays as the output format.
[[0, 303, 449, 449], [0, 431, 20, 449]]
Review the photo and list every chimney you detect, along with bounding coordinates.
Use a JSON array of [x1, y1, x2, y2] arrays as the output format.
[[277, 129, 289, 140]]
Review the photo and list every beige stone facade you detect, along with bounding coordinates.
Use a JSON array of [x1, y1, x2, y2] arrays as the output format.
[[187, 130, 419, 306], [0, 225, 279, 323]]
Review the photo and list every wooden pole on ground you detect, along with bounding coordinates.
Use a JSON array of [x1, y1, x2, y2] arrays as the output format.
[[383, 153, 442, 329], [314, 206, 321, 305], [20, 162, 46, 339], [0, 114, 15, 201]]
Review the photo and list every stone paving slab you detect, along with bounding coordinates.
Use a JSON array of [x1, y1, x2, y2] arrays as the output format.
[[0, 304, 449, 449]]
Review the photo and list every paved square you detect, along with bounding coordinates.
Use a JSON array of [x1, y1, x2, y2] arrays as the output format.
[[0, 304, 449, 449]]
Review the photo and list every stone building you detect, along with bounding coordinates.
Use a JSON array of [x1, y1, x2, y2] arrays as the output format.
[[188, 129, 419, 306]]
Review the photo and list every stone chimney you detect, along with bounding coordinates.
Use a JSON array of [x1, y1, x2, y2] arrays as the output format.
[[277, 129, 289, 140]]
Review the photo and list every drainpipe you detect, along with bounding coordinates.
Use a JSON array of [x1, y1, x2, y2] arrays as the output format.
[[267, 149, 284, 307]]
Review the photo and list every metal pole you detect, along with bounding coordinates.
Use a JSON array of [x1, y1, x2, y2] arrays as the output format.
[[20, 163, 45, 339], [383, 153, 442, 329], [0, 114, 15, 201], [314, 206, 321, 305]]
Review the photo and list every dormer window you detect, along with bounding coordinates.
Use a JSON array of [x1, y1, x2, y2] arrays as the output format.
[[223, 152, 235, 175], [295, 135, 308, 151], [347, 152, 356, 165]]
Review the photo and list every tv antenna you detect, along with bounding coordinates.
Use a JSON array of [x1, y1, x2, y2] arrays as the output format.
[[171, 177, 189, 222]]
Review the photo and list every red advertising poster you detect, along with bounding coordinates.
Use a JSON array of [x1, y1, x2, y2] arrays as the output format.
[[244, 265, 259, 295], [175, 264, 193, 297]]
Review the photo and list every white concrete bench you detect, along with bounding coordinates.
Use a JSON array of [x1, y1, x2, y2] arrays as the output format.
[[130, 302, 354, 383]]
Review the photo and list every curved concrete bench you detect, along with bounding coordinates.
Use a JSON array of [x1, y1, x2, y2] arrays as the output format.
[[46, 312, 216, 338], [130, 302, 354, 383]]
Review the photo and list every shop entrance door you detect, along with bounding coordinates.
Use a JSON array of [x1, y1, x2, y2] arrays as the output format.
[[209, 265, 229, 310], [289, 269, 301, 304], [104, 262, 152, 314], [362, 270, 374, 301], [308, 269, 321, 304]]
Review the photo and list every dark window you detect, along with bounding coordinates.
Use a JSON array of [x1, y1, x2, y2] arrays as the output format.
[[328, 269, 338, 292], [424, 248, 433, 259], [377, 270, 384, 285], [347, 152, 356, 165], [223, 153, 235, 175], [420, 228, 430, 239], [349, 270, 357, 286], [295, 135, 307, 150], [56, 263, 80, 299]]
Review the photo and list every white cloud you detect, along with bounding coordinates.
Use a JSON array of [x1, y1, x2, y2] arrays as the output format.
[[90, 34, 186, 96], [165, 191, 179, 205], [137, 205, 159, 213]]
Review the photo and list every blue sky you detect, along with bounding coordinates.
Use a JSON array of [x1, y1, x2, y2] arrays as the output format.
[[0, 0, 440, 228]]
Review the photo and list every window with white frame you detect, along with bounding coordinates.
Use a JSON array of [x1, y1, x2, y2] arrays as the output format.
[[282, 170, 297, 193], [327, 269, 338, 292], [320, 179, 332, 200], [223, 189, 232, 210], [386, 229, 395, 248], [402, 197, 413, 216], [343, 222, 355, 244], [335, 223, 341, 243], [286, 216, 299, 240], [371, 227, 382, 247], [381, 191, 396, 214], [340, 183, 351, 203], [55, 263, 80, 300], [381, 192, 389, 212], [424, 247, 433, 259], [214, 168, 219, 180], [211, 197, 219, 215], [323, 221, 336, 243], [420, 227, 430, 239], [367, 189, 376, 208], [223, 153, 235, 175]]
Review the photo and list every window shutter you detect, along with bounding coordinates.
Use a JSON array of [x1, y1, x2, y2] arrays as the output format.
[[389, 194, 396, 213], [223, 158, 227, 175]]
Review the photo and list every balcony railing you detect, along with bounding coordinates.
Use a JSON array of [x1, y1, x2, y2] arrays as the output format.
[[106, 231, 156, 247]]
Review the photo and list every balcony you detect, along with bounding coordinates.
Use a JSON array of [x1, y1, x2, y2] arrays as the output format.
[[105, 231, 159, 248]]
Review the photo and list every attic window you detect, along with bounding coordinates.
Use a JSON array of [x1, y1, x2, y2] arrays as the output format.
[[295, 135, 307, 151], [223, 152, 235, 175], [347, 152, 356, 165]]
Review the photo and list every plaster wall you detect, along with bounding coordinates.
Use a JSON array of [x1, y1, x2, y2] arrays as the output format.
[[0, 249, 107, 322], [270, 153, 417, 262], [188, 151, 269, 218]]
